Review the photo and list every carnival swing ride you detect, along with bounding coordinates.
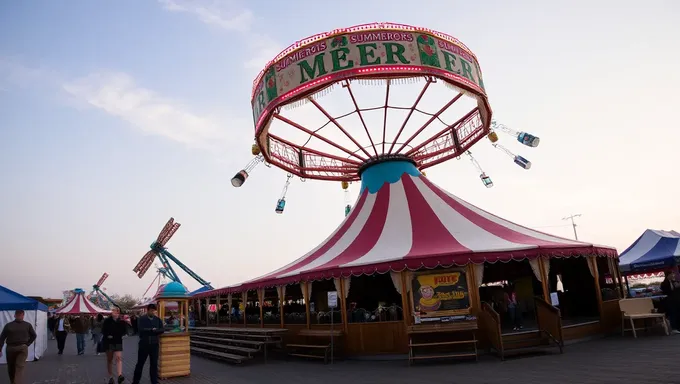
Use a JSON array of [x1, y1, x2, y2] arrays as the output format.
[[89, 272, 120, 310], [133, 217, 213, 295], [230, 23, 540, 216]]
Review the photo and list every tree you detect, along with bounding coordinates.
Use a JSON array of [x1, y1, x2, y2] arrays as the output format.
[[110, 294, 140, 312]]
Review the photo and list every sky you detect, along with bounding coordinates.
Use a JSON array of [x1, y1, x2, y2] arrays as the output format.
[[1, 1, 678, 299]]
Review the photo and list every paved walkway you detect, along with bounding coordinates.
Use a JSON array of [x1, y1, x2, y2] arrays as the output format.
[[3, 333, 679, 384]]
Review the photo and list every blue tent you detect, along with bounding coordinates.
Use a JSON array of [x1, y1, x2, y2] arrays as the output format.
[[0, 285, 48, 363], [619, 229, 680, 273], [189, 285, 212, 296], [0, 285, 47, 311]]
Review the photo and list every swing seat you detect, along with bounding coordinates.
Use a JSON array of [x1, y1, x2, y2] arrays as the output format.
[[480, 173, 493, 188], [275, 199, 286, 214]]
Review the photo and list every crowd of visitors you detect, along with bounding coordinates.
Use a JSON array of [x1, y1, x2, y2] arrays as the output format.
[[38, 304, 163, 384]]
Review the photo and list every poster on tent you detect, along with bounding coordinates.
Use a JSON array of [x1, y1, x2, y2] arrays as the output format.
[[411, 269, 471, 321]]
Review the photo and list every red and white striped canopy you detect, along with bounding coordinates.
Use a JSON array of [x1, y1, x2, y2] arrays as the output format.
[[55, 291, 110, 315], [204, 166, 616, 296]]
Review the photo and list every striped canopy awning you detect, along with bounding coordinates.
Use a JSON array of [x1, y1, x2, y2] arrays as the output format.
[[55, 291, 110, 315], [199, 161, 616, 297]]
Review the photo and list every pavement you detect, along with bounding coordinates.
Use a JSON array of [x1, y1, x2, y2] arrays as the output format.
[[3, 333, 680, 384]]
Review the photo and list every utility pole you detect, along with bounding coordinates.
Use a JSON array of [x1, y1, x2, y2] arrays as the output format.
[[562, 214, 582, 240]]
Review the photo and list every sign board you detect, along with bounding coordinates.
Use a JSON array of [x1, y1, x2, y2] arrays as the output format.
[[251, 24, 486, 130], [208, 304, 217, 313], [550, 292, 560, 306], [327, 291, 338, 308], [411, 270, 470, 318]]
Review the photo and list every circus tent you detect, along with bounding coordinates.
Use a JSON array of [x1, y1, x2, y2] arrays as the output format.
[[200, 161, 616, 296], [619, 229, 680, 273], [55, 289, 110, 315]]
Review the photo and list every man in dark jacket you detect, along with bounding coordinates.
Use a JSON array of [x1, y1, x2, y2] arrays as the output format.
[[132, 304, 164, 384], [660, 270, 680, 333], [0, 309, 37, 384], [52, 314, 70, 354], [70, 315, 89, 355]]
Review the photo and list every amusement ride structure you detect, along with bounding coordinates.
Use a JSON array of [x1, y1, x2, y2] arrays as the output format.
[[217, 22, 615, 290], [231, 23, 541, 216], [133, 217, 213, 294], [193, 24, 619, 359], [89, 272, 120, 310]]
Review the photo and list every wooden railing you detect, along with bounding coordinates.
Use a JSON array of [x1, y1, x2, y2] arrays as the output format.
[[535, 297, 564, 353], [479, 302, 503, 357]]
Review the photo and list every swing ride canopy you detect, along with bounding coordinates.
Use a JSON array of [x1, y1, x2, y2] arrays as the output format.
[[200, 23, 617, 298], [201, 161, 617, 296], [55, 289, 110, 315], [250, 22, 492, 182]]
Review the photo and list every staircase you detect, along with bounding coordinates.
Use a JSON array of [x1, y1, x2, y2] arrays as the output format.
[[480, 298, 564, 360]]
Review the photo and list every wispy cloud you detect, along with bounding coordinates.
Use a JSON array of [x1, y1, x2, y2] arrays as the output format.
[[158, 0, 254, 32], [62, 72, 246, 151], [0, 56, 61, 89], [1, 58, 248, 153], [157, 0, 281, 75]]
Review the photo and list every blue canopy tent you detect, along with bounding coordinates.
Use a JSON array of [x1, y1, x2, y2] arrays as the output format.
[[189, 286, 212, 296], [619, 229, 680, 274], [0, 285, 48, 363]]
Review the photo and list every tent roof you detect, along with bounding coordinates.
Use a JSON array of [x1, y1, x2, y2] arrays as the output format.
[[619, 229, 680, 273], [198, 162, 616, 297], [55, 291, 110, 315], [189, 286, 213, 296], [0, 285, 48, 311]]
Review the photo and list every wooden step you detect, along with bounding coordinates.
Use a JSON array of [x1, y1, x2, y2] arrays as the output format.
[[190, 347, 247, 363], [287, 344, 329, 349], [289, 353, 326, 359], [191, 340, 259, 355], [409, 340, 477, 347], [194, 331, 275, 340], [192, 335, 264, 346], [410, 352, 477, 360]]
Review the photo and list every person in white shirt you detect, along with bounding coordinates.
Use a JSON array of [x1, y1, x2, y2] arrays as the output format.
[[52, 315, 70, 355]]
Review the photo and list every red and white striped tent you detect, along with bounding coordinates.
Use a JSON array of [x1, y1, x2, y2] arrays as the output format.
[[55, 290, 110, 315], [200, 162, 617, 296]]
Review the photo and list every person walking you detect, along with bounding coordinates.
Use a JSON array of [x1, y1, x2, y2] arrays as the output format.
[[0, 309, 37, 384], [52, 314, 70, 355], [47, 314, 56, 340], [130, 314, 138, 335], [102, 307, 127, 384], [507, 285, 523, 331], [660, 270, 680, 334], [71, 315, 89, 355], [92, 314, 105, 355], [132, 304, 164, 384]]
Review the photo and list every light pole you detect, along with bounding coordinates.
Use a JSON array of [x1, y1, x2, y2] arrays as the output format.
[[562, 214, 582, 240]]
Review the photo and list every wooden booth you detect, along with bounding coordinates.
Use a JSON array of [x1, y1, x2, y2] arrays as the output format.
[[155, 282, 191, 379]]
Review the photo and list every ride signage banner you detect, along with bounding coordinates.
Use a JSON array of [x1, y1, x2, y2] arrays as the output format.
[[252, 27, 486, 129], [411, 270, 470, 316]]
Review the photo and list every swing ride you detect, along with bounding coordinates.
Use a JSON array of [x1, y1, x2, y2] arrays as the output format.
[[231, 22, 540, 214], [133, 217, 213, 292], [196, 23, 620, 357], [90, 272, 120, 310]]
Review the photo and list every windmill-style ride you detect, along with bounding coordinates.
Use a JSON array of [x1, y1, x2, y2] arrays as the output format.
[[90, 272, 120, 310], [133, 217, 212, 295]]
